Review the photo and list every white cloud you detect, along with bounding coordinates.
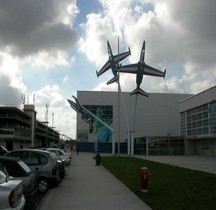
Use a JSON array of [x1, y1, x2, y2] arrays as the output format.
[[79, 0, 216, 95], [0, 0, 79, 138], [1, 0, 216, 140], [22, 51, 72, 70], [0, 53, 26, 105], [31, 85, 76, 138]]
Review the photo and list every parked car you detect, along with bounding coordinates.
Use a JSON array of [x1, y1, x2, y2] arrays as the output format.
[[0, 156, 37, 197], [38, 148, 67, 180], [52, 154, 67, 180], [0, 168, 26, 210], [46, 148, 72, 166], [5, 149, 60, 193]]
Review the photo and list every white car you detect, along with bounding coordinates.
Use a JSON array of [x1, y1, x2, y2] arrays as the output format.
[[46, 148, 72, 166], [0, 169, 26, 210]]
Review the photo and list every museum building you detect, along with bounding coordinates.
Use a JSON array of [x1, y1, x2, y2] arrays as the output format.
[[76, 91, 191, 155], [76, 86, 216, 156], [180, 85, 216, 155]]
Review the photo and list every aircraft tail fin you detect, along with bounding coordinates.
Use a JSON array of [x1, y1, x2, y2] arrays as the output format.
[[163, 68, 166, 79], [130, 87, 149, 97], [107, 75, 119, 85], [96, 70, 99, 78]]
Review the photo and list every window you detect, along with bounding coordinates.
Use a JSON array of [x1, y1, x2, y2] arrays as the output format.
[[203, 119, 208, 126], [197, 121, 202, 127], [192, 115, 197, 121], [203, 112, 208, 119], [20, 152, 39, 165], [18, 161, 31, 173], [203, 127, 209, 134], [187, 116, 192, 122], [197, 113, 202, 120], [39, 154, 48, 165], [198, 128, 203, 135]]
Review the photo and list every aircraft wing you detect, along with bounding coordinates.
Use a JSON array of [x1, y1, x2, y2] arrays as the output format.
[[68, 96, 93, 122], [113, 50, 131, 64], [119, 63, 166, 77], [67, 99, 80, 113], [96, 49, 130, 77], [96, 60, 110, 77], [119, 63, 139, 73], [144, 64, 166, 77]]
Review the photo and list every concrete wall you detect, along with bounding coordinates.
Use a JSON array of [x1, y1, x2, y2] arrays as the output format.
[[77, 91, 190, 143], [179, 86, 216, 112]]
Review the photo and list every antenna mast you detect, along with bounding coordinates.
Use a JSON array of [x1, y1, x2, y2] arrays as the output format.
[[45, 103, 50, 124], [52, 112, 55, 129]]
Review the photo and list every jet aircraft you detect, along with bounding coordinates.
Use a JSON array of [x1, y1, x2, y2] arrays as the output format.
[[96, 41, 130, 85], [119, 41, 166, 97], [67, 96, 93, 123]]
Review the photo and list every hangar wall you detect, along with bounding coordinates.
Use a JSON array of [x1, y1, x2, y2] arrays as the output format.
[[77, 91, 191, 143]]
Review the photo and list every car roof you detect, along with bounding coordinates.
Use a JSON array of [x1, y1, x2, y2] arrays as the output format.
[[0, 156, 20, 162], [7, 148, 51, 154], [47, 148, 63, 151]]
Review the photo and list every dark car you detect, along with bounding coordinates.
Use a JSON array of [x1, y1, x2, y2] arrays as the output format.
[[0, 146, 8, 156], [0, 156, 37, 197], [5, 149, 60, 193], [53, 155, 67, 180], [46, 148, 72, 166]]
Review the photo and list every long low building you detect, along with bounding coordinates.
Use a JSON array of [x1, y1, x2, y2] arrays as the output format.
[[180, 85, 216, 155], [0, 104, 61, 150], [76, 86, 216, 156], [76, 91, 191, 155]]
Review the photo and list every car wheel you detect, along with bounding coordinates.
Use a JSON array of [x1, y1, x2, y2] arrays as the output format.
[[38, 178, 48, 193]]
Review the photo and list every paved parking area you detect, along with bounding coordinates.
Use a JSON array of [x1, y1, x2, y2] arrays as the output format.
[[37, 153, 151, 210], [37, 154, 216, 210]]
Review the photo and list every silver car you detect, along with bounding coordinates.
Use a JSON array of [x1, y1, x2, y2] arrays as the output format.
[[46, 148, 72, 166], [6, 149, 60, 193], [0, 170, 26, 210], [0, 156, 37, 197]]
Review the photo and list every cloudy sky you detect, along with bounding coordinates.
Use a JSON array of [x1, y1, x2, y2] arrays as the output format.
[[0, 0, 216, 139]]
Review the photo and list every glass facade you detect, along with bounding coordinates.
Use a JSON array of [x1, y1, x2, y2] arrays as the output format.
[[181, 100, 216, 137], [134, 136, 184, 155], [209, 101, 216, 135]]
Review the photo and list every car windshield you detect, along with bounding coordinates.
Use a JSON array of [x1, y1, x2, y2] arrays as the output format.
[[18, 160, 31, 173], [0, 170, 6, 184], [50, 153, 58, 164]]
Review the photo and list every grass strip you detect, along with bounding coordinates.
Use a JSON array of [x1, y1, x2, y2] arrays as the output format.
[[101, 156, 216, 210]]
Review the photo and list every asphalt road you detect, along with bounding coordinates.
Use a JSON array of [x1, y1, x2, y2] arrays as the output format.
[[24, 191, 45, 210]]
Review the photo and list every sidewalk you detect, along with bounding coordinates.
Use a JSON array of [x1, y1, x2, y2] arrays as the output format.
[[37, 153, 151, 210]]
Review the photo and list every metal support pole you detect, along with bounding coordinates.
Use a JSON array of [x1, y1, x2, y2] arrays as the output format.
[[119, 85, 131, 155], [131, 94, 138, 156], [112, 132, 115, 156], [117, 38, 120, 156], [146, 136, 149, 156]]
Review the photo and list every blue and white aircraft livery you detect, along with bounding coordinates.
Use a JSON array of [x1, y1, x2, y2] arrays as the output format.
[[96, 41, 130, 85], [119, 41, 166, 97]]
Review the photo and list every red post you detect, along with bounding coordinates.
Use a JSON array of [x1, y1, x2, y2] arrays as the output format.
[[140, 167, 148, 192]]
